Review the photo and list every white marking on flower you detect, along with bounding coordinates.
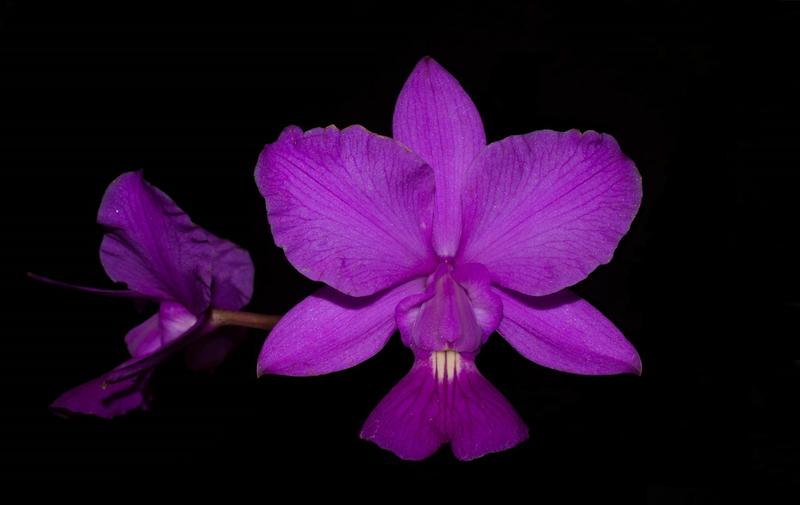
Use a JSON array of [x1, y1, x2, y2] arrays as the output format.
[[431, 350, 462, 383]]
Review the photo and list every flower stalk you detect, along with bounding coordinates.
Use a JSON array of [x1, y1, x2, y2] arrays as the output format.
[[210, 309, 281, 330]]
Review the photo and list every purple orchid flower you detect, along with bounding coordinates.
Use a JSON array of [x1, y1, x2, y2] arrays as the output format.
[[254, 57, 642, 460], [42, 171, 256, 418]]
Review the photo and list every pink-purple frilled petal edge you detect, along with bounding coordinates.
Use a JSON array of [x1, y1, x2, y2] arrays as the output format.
[[258, 278, 425, 377], [255, 125, 437, 297], [496, 288, 642, 375], [459, 129, 642, 297], [392, 57, 486, 257]]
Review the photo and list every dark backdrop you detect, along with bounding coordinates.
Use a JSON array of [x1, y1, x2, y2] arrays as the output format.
[[2, 1, 797, 499]]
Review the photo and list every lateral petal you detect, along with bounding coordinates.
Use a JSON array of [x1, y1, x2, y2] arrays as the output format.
[[257, 278, 425, 376], [460, 130, 642, 296], [496, 288, 642, 375], [256, 125, 436, 297]]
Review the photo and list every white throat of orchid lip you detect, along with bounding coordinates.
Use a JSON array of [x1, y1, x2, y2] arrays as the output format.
[[431, 350, 463, 383]]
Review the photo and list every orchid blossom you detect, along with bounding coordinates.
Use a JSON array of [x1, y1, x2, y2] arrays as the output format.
[[255, 57, 642, 460], [38, 171, 272, 418]]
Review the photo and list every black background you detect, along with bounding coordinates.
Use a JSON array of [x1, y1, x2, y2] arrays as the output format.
[[2, 0, 798, 499]]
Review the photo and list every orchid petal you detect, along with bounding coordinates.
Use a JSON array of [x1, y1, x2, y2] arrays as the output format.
[[103, 313, 209, 384], [123, 301, 198, 358], [51, 369, 153, 419], [157, 301, 199, 345], [361, 354, 528, 461], [460, 130, 642, 296], [124, 313, 161, 357], [98, 171, 212, 314], [495, 288, 642, 375], [360, 358, 446, 460], [393, 57, 486, 257], [449, 358, 529, 461], [257, 278, 425, 377], [208, 235, 254, 311], [256, 125, 436, 297]]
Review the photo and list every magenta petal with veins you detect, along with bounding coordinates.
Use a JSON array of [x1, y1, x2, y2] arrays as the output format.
[[360, 353, 528, 461]]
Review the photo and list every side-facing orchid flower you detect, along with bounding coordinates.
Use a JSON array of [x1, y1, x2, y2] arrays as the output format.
[[255, 57, 642, 460], [33, 171, 276, 418]]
